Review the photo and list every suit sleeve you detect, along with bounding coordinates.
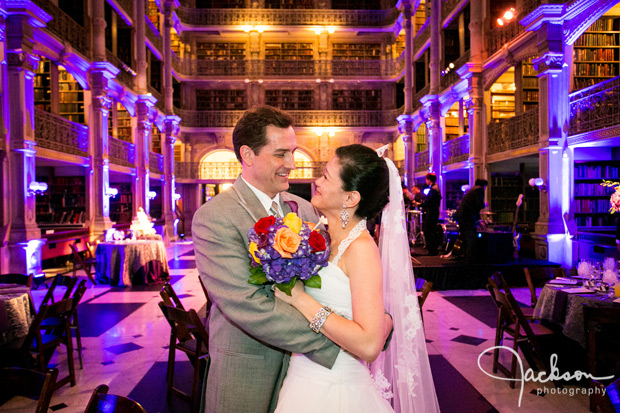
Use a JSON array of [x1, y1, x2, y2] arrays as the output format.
[[192, 201, 340, 368]]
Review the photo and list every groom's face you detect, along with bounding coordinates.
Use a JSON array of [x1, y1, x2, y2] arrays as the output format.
[[243, 125, 297, 198]]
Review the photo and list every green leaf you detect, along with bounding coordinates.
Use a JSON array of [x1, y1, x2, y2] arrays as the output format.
[[248, 265, 268, 285], [275, 277, 297, 296], [304, 275, 321, 289]]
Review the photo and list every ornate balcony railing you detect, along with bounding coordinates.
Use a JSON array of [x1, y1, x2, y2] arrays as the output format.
[[488, 108, 539, 155], [109, 137, 135, 167], [176, 7, 400, 27], [147, 85, 164, 111], [413, 84, 430, 111], [33, 0, 90, 57], [440, 50, 470, 90], [414, 150, 429, 172], [569, 75, 620, 136], [442, 0, 465, 22], [115, 0, 133, 18], [149, 151, 164, 174], [178, 109, 402, 128], [488, 18, 525, 57], [413, 18, 430, 52], [34, 108, 88, 156], [176, 161, 325, 180], [106, 50, 135, 88], [442, 134, 470, 165], [145, 18, 162, 52], [173, 57, 404, 78]]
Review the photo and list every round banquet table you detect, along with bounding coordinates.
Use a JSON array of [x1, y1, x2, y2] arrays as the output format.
[[0, 284, 33, 346], [533, 283, 620, 347], [95, 240, 170, 287]]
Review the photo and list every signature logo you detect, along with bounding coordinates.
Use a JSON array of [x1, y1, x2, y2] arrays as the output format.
[[478, 345, 614, 407]]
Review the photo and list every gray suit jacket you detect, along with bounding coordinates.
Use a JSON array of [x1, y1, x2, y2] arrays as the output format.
[[192, 177, 340, 413]]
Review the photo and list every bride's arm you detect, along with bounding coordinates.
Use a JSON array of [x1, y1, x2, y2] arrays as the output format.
[[275, 234, 386, 363]]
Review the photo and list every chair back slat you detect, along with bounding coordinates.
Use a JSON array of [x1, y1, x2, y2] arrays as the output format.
[[158, 302, 209, 352], [0, 367, 58, 413], [85, 384, 146, 413]]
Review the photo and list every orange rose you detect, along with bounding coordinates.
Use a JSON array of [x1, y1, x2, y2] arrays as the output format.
[[273, 227, 301, 258]]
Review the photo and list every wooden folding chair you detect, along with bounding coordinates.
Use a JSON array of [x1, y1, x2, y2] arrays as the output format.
[[158, 302, 209, 413], [584, 306, 620, 412], [0, 367, 58, 413], [85, 384, 146, 413], [490, 271, 534, 318], [417, 280, 433, 324], [523, 267, 561, 308], [69, 241, 96, 284], [40, 275, 78, 309], [487, 278, 554, 388]]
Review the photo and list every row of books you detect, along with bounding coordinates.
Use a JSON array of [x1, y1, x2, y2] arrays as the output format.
[[54, 210, 86, 224], [51, 177, 85, 185], [574, 33, 618, 47], [575, 183, 616, 196], [522, 77, 538, 88], [575, 199, 612, 213], [523, 91, 539, 101], [588, 18, 616, 32], [573, 63, 616, 77], [574, 48, 616, 61], [574, 165, 620, 179], [575, 215, 615, 227]]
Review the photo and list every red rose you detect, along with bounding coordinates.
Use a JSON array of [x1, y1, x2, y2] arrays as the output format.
[[309, 231, 326, 252], [254, 216, 276, 235]]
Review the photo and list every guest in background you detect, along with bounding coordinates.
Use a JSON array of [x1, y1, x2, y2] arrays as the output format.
[[421, 173, 441, 256], [454, 179, 488, 264]]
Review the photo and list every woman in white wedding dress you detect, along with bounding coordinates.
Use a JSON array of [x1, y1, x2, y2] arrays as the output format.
[[274, 144, 440, 413]]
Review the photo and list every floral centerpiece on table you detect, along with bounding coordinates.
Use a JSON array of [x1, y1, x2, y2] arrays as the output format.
[[601, 180, 620, 213], [248, 208, 330, 295]]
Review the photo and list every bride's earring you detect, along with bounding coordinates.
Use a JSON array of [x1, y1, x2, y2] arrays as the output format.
[[340, 204, 349, 229]]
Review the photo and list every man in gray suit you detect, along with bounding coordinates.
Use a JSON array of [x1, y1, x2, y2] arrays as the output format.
[[193, 106, 340, 413]]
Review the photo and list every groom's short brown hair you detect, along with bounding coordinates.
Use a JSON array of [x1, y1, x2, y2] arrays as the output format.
[[233, 105, 294, 162]]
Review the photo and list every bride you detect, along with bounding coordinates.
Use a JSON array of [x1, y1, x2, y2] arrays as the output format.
[[274, 144, 439, 412]]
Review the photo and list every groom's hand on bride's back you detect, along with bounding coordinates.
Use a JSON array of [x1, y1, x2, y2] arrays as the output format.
[[382, 313, 393, 351]]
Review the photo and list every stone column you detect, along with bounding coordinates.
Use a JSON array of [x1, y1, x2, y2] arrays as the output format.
[[134, 95, 157, 215], [90, 63, 119, 239], [531, 22, 570, 265], [163, 115, 180, 240], [400, 0, 414, 186], [163, 0, 176, 113], [5, 5, 52, 275], [135, 0, 147, 94]]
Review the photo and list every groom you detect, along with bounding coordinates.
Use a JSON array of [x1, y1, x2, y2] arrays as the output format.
[[193, 106, 341, 413]]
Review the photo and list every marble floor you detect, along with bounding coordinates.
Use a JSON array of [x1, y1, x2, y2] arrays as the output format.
[[1, 240, 592, 412]]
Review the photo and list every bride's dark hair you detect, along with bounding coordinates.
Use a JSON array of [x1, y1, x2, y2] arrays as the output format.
[[335, 144, 390, 220]]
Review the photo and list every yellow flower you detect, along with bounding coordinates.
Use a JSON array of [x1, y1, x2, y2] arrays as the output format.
[[283, 212, 303, 234], [249, 242, 260, 263]]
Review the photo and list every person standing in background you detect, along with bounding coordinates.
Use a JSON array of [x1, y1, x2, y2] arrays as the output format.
[[421, 173, 441, 256], [454, 179, 488, 264]]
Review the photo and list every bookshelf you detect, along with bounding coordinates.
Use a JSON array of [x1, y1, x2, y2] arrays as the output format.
[[150, 186, 162, 219], [36, 176, 87, 226], [196, 89, 246, 110], [34, 60, 52, 112], [265, 0, 313, 8], [147, 0, 160, 29], [394, 34, 405, 57], [332, 89, 381, 110], [573, 16, 620, 91], [117, 104, 132, 142], [151, 125, 161, 154], [265, 90, 313, 110], [574, 160, 620, 227], [110, 183, 133, 224], [490, 174, 539, 225], [196, 43, 245, 60], [445, 180, 467, 210], [521, 57, 538, 112], [265, 43, 313, 60], [171, 31, 182, 56], [332, 43, 381, 60], [59, 68, 85, 124], [416, 124, 427, 152]]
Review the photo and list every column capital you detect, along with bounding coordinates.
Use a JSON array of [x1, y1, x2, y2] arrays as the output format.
[[5, 0, 51, 28], [533, 52, 564, 76], [6, 50, 38, 71], [397, 114, 413, 137], [138, 93, 158, 108], [90, 61, 121, 79]]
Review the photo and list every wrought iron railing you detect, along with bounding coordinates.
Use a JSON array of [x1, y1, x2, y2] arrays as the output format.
[[173, 57, 404, 78], [488, 18, 525, 57], [33, 0, 90, 57], [413, 18, 430, 52], [149, 151, 164, 174], [145, 18, 162, 52], [488, 108, 539, 155], [147, 85, 164, 111], [175, 161, 325, 180], [106, 50, 135, 88], [442, 0, 467, 22], [176, 7, 400, 27], [440, 50, 470, 90], [178, 109, 402, 128], [442, 133, 469, 165], [115, 0, 133, 18], [109, 137, 135, 167], [414, 150, 429, 172], [34, 108, 88, 156], [569, 75, 620, 136], [413, 84, 430, 111]]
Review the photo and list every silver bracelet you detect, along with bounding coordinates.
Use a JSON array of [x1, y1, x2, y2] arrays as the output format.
[[309, 306, 333, 333]]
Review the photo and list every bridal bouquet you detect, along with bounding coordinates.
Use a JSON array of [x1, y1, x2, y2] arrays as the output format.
[[248, 212, 330, 295], [601, 180, 620, 213]]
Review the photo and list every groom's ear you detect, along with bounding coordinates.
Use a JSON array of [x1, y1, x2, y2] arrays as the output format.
[[240, 145, 254, 166]]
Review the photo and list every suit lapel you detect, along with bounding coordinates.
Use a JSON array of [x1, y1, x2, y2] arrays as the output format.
[[231, 177, 269, 224]]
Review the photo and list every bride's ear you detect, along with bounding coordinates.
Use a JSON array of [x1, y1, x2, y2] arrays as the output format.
[[345, 191, 361, 210]]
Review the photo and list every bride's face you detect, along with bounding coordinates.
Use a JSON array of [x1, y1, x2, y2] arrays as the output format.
[[312, 157, 347, 213]]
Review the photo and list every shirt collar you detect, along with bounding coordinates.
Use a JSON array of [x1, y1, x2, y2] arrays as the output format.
[[241, 175, 282, 215]]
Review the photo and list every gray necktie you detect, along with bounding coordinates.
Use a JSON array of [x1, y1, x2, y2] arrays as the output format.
[[269, 201, 281, 218]]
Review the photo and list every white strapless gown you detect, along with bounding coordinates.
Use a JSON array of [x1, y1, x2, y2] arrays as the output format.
[[274, 262, 394, 412]]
